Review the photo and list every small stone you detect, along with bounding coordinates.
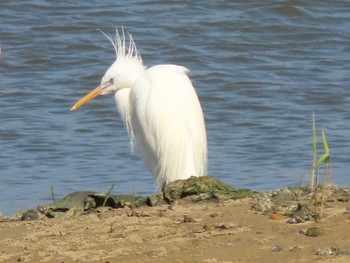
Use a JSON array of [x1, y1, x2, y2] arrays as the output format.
[[305, 227, 327, 237], [272, 188, 295, 204], [21, 209, 39, 221], [288, 204, 314, 224], [65, 208, 76, 217], [17, 256, 25, 262], [147, 194, 166, 207], [183, 215, 197, 223], [289, 246, 302, 252], [313, 247, 339, 255], [168, 204, 176, 211], [210, 212, 222, 218], [215, 223, 237, 230], [251, 192, 272, 213], [195, 193, 211, 201], [136, 211, 151, 217], [272, 246, 283, 252], [185, 232, 197, 238], [298, 230, 306, 235], [203, 224, 215, 231], [83, 196, 96, 211], [269, 213, 282, 220], [95, 206, 111, 213]]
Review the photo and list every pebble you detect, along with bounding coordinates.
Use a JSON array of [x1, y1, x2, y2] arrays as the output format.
[[251, 192, 272, 213], [17, 256, 25, 262], [289, 246, 302, 252], [305, 227, 327, 237], [215, 223, 238, 230], [136, 211, 151, 217], [95, 206, 111, 213], [272, 246, 283, 252], [21, 209, 39, 221], [288, 204, 314, 224], [210, 212, 222, 218], [298, 229, 306, 235], [147, 195, 163, 207], [168, 204, 176, 211], [250, 185, 350, 224], [183, 215, 197, 223], [185, 232, 197, 238], [313, 247, 339, 256], [269, 213, 282, 220]]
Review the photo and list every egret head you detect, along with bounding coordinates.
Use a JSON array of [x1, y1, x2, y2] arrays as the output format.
[[70, 28, 145, 111]]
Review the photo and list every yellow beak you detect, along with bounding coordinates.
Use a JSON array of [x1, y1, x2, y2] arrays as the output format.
[[70, 86, 107, 111]]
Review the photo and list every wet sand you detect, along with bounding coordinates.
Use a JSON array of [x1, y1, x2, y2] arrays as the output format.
[[1, 194, 350, 263]]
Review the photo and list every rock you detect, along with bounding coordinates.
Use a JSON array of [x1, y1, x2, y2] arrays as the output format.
[[39, 192, 148, 218], [288, 204, 314, 224], [289, 246, 302, 252], [272, 246, 283, 252], [21, 209, 39, 221], [333, 188, 350, 202], [298, 229, 306, 235], [183, 215, 197, 223], [210, 212, 222, 218], [305, 227, 327, 237], [35, 177, 254, 218], [251, 192, 272, 213], [147, 193, 167, 207], [168, 204, 176, 211], [89, 193, 147, 209], [185, 232, 197, 238], [252, 187, 315, 217], [95, 206, 112, 213], [163, 176, 254, 203], [271, 188, 295, 204], [214, 223, 238, 230], [269, 213, 282, 220], [17, 256, 25, 262], [248, 185, 349, 226], [135, 211, 151, 217], [313, 247, 340, 255], [39, 191, 95, 218]]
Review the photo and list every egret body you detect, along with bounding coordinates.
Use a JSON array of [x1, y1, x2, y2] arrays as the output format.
[[71, 29, 207, 186]]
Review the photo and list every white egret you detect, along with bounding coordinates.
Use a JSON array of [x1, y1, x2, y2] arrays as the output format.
[[70, 29, 207, 186]]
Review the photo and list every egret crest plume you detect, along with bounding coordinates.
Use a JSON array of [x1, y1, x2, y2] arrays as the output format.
[[96, 28, 141, 61]]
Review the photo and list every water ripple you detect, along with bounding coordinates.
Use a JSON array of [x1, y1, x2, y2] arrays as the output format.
[[1, 0, 350, 215]]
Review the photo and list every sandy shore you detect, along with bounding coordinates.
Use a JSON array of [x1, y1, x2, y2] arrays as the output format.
[[1, 193, 350, 263]]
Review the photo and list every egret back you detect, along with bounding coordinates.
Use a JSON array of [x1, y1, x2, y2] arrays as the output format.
[[130, 64, 207, 186]]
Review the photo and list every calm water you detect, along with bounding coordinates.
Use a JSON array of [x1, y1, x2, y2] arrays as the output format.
[[1, 1, 349, 215]]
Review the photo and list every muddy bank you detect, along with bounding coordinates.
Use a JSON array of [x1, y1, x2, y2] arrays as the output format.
[[1, 177, 350, 262]]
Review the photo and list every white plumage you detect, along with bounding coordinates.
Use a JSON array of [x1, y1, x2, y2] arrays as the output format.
[[71, 29, 207, 186]]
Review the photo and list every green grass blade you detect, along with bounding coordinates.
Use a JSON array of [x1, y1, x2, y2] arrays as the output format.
[[312, 127, 329, 170], [321, 127, 329, 162], [312, 111, 317, 155]]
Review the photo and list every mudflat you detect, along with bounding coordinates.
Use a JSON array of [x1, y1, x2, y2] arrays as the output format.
[[1, 191, 350, 263]]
